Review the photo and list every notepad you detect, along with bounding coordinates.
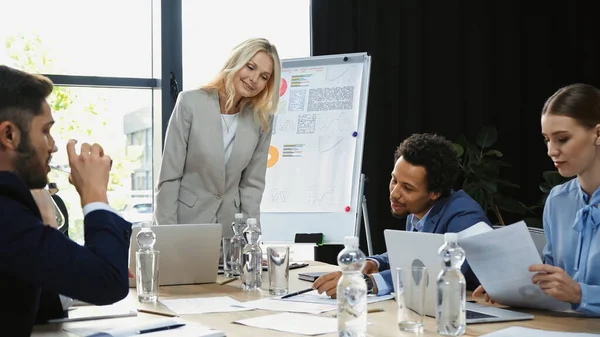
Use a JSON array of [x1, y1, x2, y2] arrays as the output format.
[[65, 318, 224, 337]]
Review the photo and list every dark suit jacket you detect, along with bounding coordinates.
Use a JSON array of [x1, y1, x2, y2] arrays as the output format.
[[370, 190, 492, 291], [0, 172, 132, 336]]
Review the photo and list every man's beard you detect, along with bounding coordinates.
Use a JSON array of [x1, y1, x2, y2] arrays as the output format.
[[14, 135, 48, 189], [390, 210, 408, 220]]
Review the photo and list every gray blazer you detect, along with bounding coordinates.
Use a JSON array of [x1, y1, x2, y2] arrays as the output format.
[[154, 89, 273, 237]]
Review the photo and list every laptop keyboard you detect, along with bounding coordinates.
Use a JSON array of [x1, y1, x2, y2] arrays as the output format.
[[466, 310, 498, 320]]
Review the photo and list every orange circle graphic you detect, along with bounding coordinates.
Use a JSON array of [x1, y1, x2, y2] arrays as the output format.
[[267, 146, 279, 168]]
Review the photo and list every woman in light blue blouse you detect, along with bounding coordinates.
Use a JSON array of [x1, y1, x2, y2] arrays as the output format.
[[476, 83, 600, 317]]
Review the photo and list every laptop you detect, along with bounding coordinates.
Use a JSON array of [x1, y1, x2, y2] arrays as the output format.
[[384, 229, 534, 324], [129, 224, 222, 287]]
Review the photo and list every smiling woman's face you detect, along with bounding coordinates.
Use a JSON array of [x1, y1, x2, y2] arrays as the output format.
[[541, 113, 599, 178]]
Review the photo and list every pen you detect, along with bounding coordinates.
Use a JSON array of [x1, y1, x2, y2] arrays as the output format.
[[219, 277, 238, 285], [137, 308, 177, 317], [280, 288, 314, 299], [333, 308, 384, 317], [138, 323, 185, 334]]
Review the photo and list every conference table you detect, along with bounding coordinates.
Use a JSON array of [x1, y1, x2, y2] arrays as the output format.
[[32, 261, 600, 336]]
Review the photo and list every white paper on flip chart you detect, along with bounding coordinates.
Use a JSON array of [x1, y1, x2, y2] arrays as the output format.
[[458, 221, 572, 312], [160, 296, 254, 315], [234, 312, 337, 336], [65, 318, 225, 337], [237, 298, 336, 314], [279, 289, 394, 306], [481, 327, 600, 337]]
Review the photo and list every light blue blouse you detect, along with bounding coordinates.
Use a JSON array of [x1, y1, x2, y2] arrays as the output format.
[[543, 178, 600, 316]]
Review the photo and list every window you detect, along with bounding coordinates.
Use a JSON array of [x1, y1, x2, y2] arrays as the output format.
[[0, 0, 172, 244], [182, 0, 311, 90], [48, 87, 153, 242], [0, 0, 153, 77]]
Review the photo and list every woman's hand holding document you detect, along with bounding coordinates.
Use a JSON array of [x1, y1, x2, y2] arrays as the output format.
[[457, 221, 572, 312]]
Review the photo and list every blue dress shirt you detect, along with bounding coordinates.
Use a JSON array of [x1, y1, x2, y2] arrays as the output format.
[[543, 178, 600, 317]]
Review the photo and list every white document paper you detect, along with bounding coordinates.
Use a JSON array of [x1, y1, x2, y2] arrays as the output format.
[[261, 63, 364, 213], [238, 298, 336, 314], [458, 221, 572, 311], [160, 296, 254, 315], [481, 327, 600, 337], [280, 289, 394, 306], [48, 301, 137, 323], [65, 318, 225, 337], [235, 312, 337, 336]]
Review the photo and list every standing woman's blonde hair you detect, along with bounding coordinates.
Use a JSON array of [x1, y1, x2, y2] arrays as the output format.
[[203, 38, 281, 131]]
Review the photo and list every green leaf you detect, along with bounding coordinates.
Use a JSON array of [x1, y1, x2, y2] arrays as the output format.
[[481, 179, 498, 193], [485, 149, 503, 157], [452, 143, 464, 157], [476, 126, 498, 148], [494, 196, 528, 215]]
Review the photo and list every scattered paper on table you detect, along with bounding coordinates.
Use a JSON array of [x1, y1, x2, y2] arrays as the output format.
[[161, 296, 253, 315], [235, 312, 337, 336], [238, 298, 335, 314], [481, 327, 600, 337], [280, 289, 394, 306], [65, 318, 225, 337]]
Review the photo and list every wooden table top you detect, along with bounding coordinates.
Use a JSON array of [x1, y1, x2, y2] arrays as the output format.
[[32, 262, 600, 336]]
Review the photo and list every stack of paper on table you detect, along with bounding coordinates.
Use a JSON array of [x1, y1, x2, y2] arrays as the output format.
[[481, 327, 600, 337], [458, 221, 572, 312], [65, 318, 225, 337], [235, 313, 337, 336], [160, 296, 253, 315]]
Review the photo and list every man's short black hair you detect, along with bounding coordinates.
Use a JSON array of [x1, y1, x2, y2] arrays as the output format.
[[394, 133, 459, 197], [0, 65, 54, 135]]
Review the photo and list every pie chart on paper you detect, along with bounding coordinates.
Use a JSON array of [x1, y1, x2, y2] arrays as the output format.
[[279, 78, 288, 97], [267, 146, 279, 168]]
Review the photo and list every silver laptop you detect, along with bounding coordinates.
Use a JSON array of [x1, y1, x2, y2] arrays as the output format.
[[129, 223, 222, 287], [384, 229, 534, 324]]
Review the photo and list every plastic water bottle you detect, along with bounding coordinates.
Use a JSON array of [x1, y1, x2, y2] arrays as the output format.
[[242, 218, 262, 290], [436, 233, 466, 336], [229, 213, 246, 277], [337, 236, 367, 337], [136, 222, 159, 302]]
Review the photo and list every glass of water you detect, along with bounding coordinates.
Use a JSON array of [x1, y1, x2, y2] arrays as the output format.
[[396, 266, 427, 333], [136, 250, 159, 303], [267, 246, 290, 295]]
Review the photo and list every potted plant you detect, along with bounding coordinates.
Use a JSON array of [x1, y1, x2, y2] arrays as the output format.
[[453, 126, 530, 225]]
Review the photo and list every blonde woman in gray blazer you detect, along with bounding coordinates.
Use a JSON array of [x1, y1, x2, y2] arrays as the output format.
[[155, 38, 281, 238]]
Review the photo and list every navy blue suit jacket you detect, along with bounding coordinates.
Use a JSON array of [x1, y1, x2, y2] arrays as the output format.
[[370, 190, 492, 292], [0, 172, 132, 336]]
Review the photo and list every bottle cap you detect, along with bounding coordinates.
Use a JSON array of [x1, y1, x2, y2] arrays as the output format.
[[141, 222, 152, 229], [235, 213, 244, 219], [344, 236, 359, 247], [444, 232, 458, 243], [247, 218, 257, 225]]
